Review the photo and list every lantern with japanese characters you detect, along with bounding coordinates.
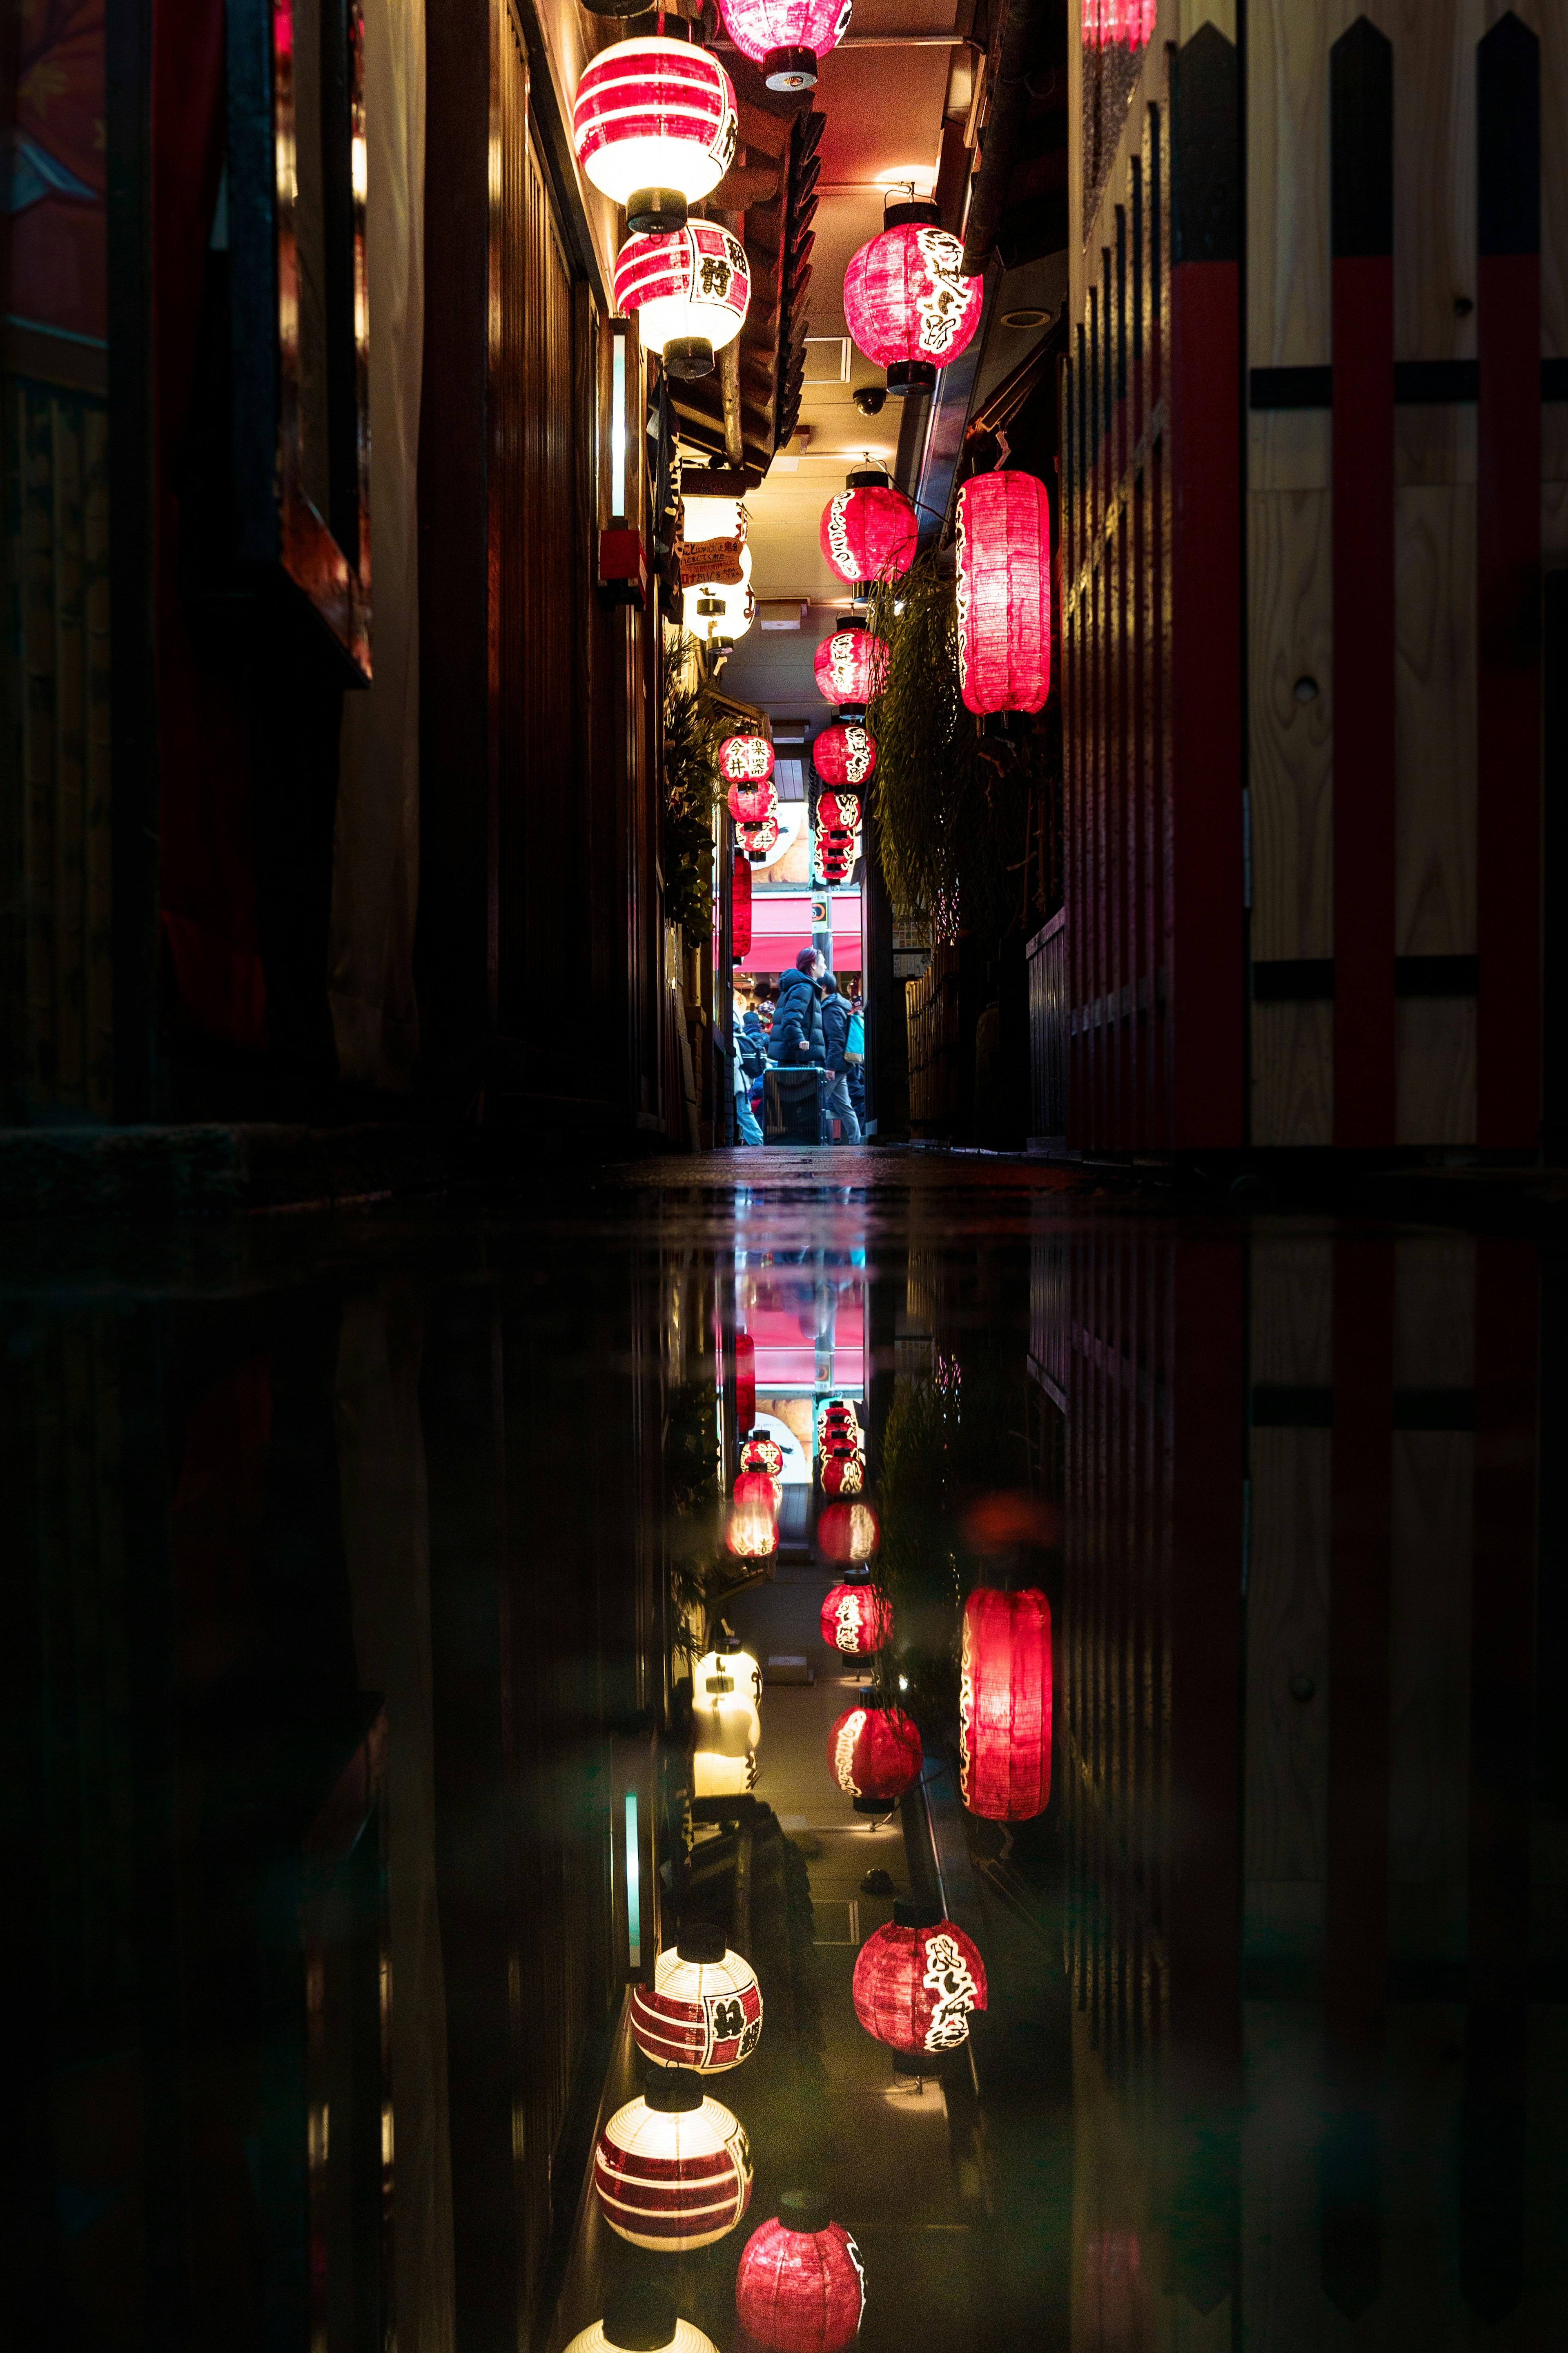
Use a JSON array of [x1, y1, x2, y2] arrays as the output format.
[[819, 1451, 864, 1498], [727, 776, 778, 827], [720, 734, 775, 788], [815, 790, 863, 847], [715, 0, 851, 91], [819, 470, 918, 591], [685, 543, 755, 645], [820, 1577, 891, 1657], [736, 810, 781, 864], [842, 198, 984, 395], [958, 1586, 1052, 1821], [816, 1499, 880, 1563], [632, 1920, 764, 2073], [725, 1471, 780, 1563], [827, 1701, 922, 1801], [817, 1396, 860, 1441], [739, 1428, 786, 1477], [851, 1900, 987, 2056], [955, 471, 1051, 716], [565, 2286, 717, 2353], [813, 623, 886, 710], [811, 722, 876, 791], [735, 2194, 866, 2353], [572, 36, 738, 235], [615, 221, 750, 378], [691, 1644, 760, 1798], [594, 2069, 753, 2250]]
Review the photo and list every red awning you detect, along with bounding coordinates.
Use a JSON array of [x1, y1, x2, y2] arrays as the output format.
[[737, 890, 863, 977]]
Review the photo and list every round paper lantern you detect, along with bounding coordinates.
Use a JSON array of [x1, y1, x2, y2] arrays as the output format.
[[816, 789, 862, 836], [827, 1702, 922, 1800], [614, 221, 750, 378], [565, 2284, 718, 2353], [720, 734, 775, 787], [819, 472, 918, 590], [955, 471, 1051, 716], [572, 36, 738, 234], [843, 199, 984, 395], [958, 1586, 1052, 1820], [811, 722, 876, 790], [817, 1500, 880, 1563], [715, 0, 851, 92], [739, 1429, 785, 1476], [820, 1452, 864, 1498], [728, 777, 778, 826], [817, 1398, 861, 1441], [820, 1581, 891, 1655], [685, 543, 755, 644], [693, 1639, 762, 1791], [813, 625, 886, 709], [737, 810, 780, 861], [632, 1920, 764, 2072], [735, 2192, 866, 2353], [851, 1900, 987, 2056], [699, 1638, 763, 1713], [594, 2069, 753, 2250]]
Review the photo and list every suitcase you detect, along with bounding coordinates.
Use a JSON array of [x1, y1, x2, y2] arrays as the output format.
[[764, 1064, 829, 1144]]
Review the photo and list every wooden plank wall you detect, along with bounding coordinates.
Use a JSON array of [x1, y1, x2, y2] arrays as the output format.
[[904, 941, 963, 1132]]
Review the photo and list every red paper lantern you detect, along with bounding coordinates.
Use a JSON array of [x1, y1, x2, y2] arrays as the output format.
[[816, 790, 861, 835], [727, 777, 778, 825], [820, 1581, 892, 1655], [817, 1398, 861, 1439], [632, 1921, 764, 2073], [817, 1500, 880, 1563], [735, 1329, 755, 1433], [572, 36, 738, 234], [614, 222, 750, 378], [955, 471, 1051, 717], [819, 473, 918, 590], [727, 1470, 780, 1559], [811, 723, 876, 789], [715, 0, 851, 91], [732, 851, 752, 957], [842, 199, 984, 395], [813, 626, 886, 708], [958, 1586, 1052, 1820], [1084, 0, 1156, 45], [594, 2069, 753, 2250], [720, 734, 776, 786], [851, 1901, 987, 2055], [739, 1429, 785, 1476], [819, 1452, 863, 1497], [735, 2194, 866, 2353], [738, 812, 780, 860], [827, 1702, 922, 1800]]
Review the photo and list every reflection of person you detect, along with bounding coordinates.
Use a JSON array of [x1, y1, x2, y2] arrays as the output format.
[[820, 974, 861, 1144], [773, 948, 826, 1067]]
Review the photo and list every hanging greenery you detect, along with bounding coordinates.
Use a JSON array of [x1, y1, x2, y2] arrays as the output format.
[[662, 638, 723, 950]]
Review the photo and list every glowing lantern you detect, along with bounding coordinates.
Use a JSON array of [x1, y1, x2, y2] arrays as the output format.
[[958, 1586, 1052, 1820], [594, 2068, 753, 2250], [813, 624, 886, 708], [565, 2285, 717, 2353], [843, 198, 983, 396], [697, 1637, 763, 1714], [737, 811, 780, 864], [819, 470, 918, 591], [614, 222, 750, 378], [632, 1920, 764, 2072], [827, 1702, 922, 1800], [715, 0, 852, 93], [820, 1452, 863, 1498], [728, 777, 778, 826], [812, 722, 876, 790], [740, 1429, 785, 1476], [572, 37, 738, 235], [851, 1900, 987, 2055], [735, 2193, 866, 2353], [817, 1398, 861, 1441], [816, 790, 861, 837], [820, 1580, 891, 1655], [685, 542, 755, 645], [954, 471, 1051, 716], [719, 735, 775, 787], [693, 1639, 762, 1793], [733, 851, 752, 958], [1084, 0, 1156, 44], [817, 1499, 880, 1562], [725, 1476, 779, 1559]]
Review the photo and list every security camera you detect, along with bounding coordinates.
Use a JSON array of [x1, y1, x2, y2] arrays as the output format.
[[852, 386, 887, 419]]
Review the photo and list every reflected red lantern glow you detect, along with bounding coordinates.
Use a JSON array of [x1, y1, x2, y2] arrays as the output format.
[[843, 209, 984, 391], [572, 37, 738, 215], [819, 480, 918, 588], [817, 1398, 861, 1441], [813, 627, 886, 706], [1083, 0, 1156, 45], [958, 1586, 1052, 1820], [820, 1581, 892, 1655], [812, 723, 876, 789], [715, 0, 851, 90], [817, 1500, 880, 1562], [720, 734, 775, 786], [827, 1702, 922, 1799], [735, 2202, 866, 2353], [732, 851, 752, 957], [594, 2073, 753, 2250], [727, 777, 778, 825], [955, 471, 1051, 716], [851, 1905, 987, 2054]]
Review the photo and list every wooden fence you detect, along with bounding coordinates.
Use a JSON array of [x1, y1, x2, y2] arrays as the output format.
[[904, 941, 963, 1132]]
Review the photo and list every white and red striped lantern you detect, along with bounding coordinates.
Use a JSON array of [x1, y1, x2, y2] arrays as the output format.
[[594, 2070, 753, 2251], [1084, 0, 1156, 45], [955, 471, 1051, 716], [851, 1901, 987, 2056], [816, 1499, 879, 1563], [735, 2195, 866, 2353], [813, 625, 886, 708], [827, 1702, 922, 1800], [727, 776, 778, 826], [739, 1429, 785, 1477], [843, 201, 984, 395], [715, 0, 851, 91], [572, 37, 738, 233], [614, 223, 750, 378], [820, 1580, 891, 1656], [811, 723, 875, 790], [819, 474, 918, 589], [632, 1921, 764, 2073], [719, 734, 775, 787], [565, 2286, 717, 2353], [958, 1586, 1052, 1820]]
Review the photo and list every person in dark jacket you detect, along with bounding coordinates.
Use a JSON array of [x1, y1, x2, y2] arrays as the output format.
[[773, 948, 826, 1068], [820, 974, 862, 1143]]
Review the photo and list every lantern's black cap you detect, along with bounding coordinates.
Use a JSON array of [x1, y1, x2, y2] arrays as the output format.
[[664, 335, 715, 381], [847, 467, 890, 490], [763, 43, 817, 90], [779, 2188, 832, 2235], [893, 1898, 943, 1929], [827, 614, 866, 634], [601, 2284, 678, 2351], [883, 195, 941, 231], [839, 1565, 872, 1585], [627, 186, 688, 236], [644, 2066, 704, 2114], [675, 1919, 726, 1966]]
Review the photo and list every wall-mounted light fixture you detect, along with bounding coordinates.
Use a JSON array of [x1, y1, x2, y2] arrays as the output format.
[[600, 315, 648, 607]]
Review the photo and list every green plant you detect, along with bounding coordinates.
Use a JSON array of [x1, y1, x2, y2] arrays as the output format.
[[662, 642, 723, 949]]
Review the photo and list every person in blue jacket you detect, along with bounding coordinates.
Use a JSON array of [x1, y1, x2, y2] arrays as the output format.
[[845, 992, 866, 1128], [733, 1009, 765, 1145], [820, 973, 862, 1144]]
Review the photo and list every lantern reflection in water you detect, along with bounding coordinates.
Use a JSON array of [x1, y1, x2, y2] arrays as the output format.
[[594, 2068, 753, 2250], [958, 1586, 1051, 1820], [735, 2191, 866, 2352], [852, 1900, 987, 2056], [631, 1919, 764, 2072]]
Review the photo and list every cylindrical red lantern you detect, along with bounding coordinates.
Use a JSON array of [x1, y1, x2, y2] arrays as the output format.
[[632, 1920, 764, 2073], [727, 777, 778, 825], [819, 1452, 863, 1497], [739, 1429, 785, 1476], [735, 1329, 755, 1434], [715, 0, 850, 91], [811, 723, 876, 790], [1085, 0, 1156, 45], [594, 2069, 753, 2250], [816, 1500, 880, 1563], [726, 1470, 780, 1560], [955, 471, 1051, 716], [720, 734, 776, 787], [732, 851, 752, 958], [958, 1586, 1052, 1820], [819, 472, 918, 589], [851, 1900, 987, 2056], [827, 1702, 922, 1800], [614, 222, 750, 378], [735, 2193, 866, 2353], [572, 36, 738, 234], [842, 199, 984, 395], [813, 625, 886, 708], [820, 1581, 892, 1656], [565, 2285, 717, 2353]]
